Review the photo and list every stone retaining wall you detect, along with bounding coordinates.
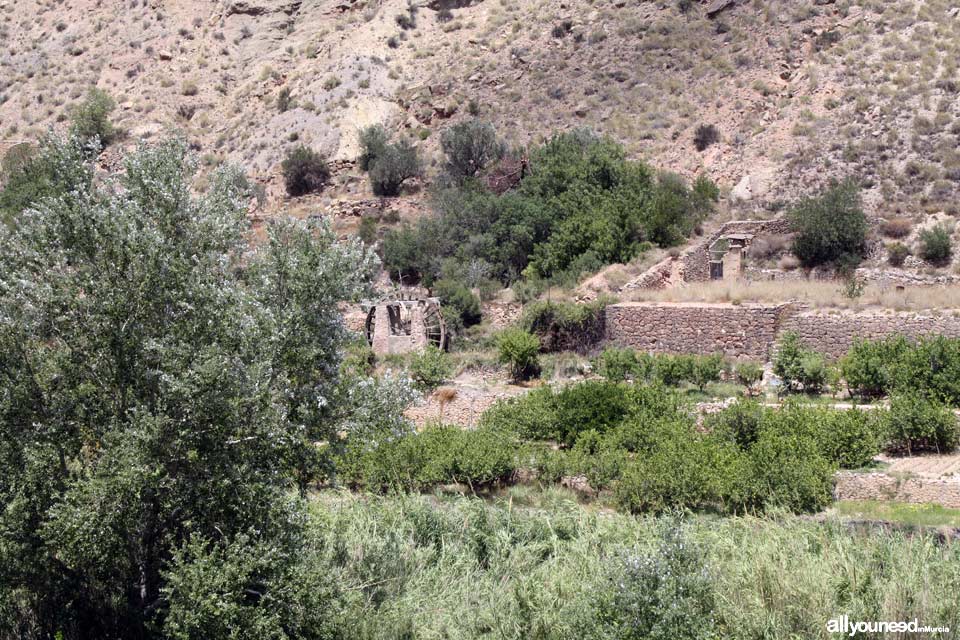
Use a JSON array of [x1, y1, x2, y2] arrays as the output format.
[[604, 302, 960, 360], [834, 472, 960, 509], [604, 302, 793, 359], [782, 309, 960, 358]]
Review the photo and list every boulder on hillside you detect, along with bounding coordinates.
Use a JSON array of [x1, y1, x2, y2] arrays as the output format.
[[706, 0, 736, 18]]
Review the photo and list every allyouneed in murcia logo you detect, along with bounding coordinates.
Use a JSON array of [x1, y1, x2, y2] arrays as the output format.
[[826, 615, 950, 636]]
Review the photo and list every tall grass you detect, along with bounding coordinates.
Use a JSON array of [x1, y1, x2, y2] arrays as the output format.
[[311, 487, 960, 639]]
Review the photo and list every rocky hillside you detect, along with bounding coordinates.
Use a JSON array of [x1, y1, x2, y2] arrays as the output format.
[[2, 0, 960, 221]]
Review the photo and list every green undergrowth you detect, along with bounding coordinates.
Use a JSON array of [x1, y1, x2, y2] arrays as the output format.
[[308, 488, 960, 640], [338, 381, 903, 516], [831, 500, 960, 529]]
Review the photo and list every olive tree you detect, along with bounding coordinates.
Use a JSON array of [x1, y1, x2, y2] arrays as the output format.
[[0, 137, 379, 638]]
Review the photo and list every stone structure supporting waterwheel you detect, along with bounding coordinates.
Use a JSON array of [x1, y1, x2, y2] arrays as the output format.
[[364, 297, 446, 355]]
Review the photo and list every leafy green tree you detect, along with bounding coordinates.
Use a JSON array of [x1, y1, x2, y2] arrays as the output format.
[[789, 179, 867, 267], [690, 354, 724, 392], [440, 119, 506, 180], [382, 130, 713, 285], [357, 124, 389, 171], [0, 138, 377, 637], [496, 328, 541, 382], [595, 347, 641, 382], [69, 87, 119, 146], [892, 335, 960, 405], [746, 415, 834, 512], [432, 278, 481, 328], [356, 125, 422, 196], [0, 136, 93, 226], [162, 530, 344, 640], [839, 337, 909, 398], [773, 332, 826, 393], [886, 394, 959, 455], [734, 362, 763, 395]]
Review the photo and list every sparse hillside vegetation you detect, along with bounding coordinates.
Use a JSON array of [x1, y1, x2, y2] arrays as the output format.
[[1, 0, 957, 221]]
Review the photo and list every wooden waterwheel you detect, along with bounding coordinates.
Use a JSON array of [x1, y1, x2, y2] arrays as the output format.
[[365, 299, 447, 350]]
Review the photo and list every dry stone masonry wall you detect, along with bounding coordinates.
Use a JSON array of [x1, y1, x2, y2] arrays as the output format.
[[782, 308, 960, 358], [834, 472, 960, 509], [605, 302, 960, 360], [604, 302, 794, 360]]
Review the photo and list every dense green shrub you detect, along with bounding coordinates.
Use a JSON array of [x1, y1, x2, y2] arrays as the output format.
[[887, 241, 910, 266], [594, 348, 725, 390], [745, 418, 834, 513], [710, 400, 884, 471], [594, 347, 641, 382], [369, 139, 421, 196], [162, 531, 344, 640], [69, 87, 118, 146], [409, 346, 454, 392], [521, 298, 607, 353], [478, 386, 558, 441], [439, 119, 506, 180], [496, 328, 541, 382], [615, 427, 748, 514], [893, 335, 960, 404], [708, 401, 763, 454], [552, 380, 634, 446], [788, 179, 867, 267], [567, 435, 630, 490], [885, 394, 959, 455], [765, 403, 884, 470], [479, 381, 873, 516], [281, 145, 330, 196], [919, 223, 953, 265], [689, 354, 724, 391], [652, 354, 694, 386], [773, 332, 826, 393], [838, 335, 960, 404], [357, 125, 422, 196], [341, 424, 518, 491], [816, 407, 886, 469], [693, 123, 720, 151], [432, 279, 481, 328]]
